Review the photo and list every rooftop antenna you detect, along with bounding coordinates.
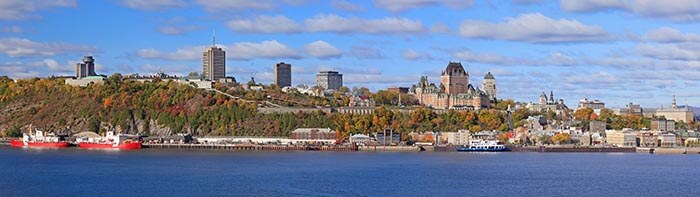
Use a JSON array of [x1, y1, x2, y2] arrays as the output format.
[[212, 30, 216, 47]]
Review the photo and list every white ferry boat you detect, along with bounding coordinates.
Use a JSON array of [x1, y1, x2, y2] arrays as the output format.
[[456, 140, 508, 152]]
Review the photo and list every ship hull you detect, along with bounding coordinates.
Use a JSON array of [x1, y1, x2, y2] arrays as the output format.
[[10, 140, 70, 148], [78, 142, 142, 150], [456, 147, 509, 152]]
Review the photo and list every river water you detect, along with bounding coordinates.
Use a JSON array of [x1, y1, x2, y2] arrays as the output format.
[[1, 146, 699, 196]]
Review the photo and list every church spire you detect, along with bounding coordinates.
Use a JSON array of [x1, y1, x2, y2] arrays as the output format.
[[672, 95, 678, 109]]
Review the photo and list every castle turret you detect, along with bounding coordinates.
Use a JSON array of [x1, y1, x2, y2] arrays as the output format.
[[482, 72, 496, 100]]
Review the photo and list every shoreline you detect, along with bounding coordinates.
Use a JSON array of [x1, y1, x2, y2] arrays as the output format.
[[3, 140, 699, 154]]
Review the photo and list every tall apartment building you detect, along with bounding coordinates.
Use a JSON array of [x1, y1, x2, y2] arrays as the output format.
[[75, 56, 97, 79], [316, 71, 343, 90], [274, 62, 292, 87], [202, 36, 226, 81]]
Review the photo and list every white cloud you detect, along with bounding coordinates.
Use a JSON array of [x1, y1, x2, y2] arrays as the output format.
[[372, 0, 473, 12], [401, 49, 433, 60], [0, 37, 98, 57], [0, 0, 76, 20], [304, 41, 342, 59], [195, 0, 276, 11], [512, 0, 542, 5], [331, 0, 365, 12], [561, 0, 700, 22], [642, 27, 700, 43], [1, 26, 23, 33], [227, 15, 303, 34], [137, 45, 205, 61], [228, 40, 301, 60], [306, 14, 426, 34], [349, 46, 385, 59], [636, 43, 700, 61], [119, 0, 186, 11], [459, 13, 613, 43], [158, 25, 200, 35], [452, 48, 577, 66]]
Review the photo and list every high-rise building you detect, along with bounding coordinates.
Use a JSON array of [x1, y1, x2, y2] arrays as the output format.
[[202, 34, 225, 81], [274, 62, 292, 87], [482, 72, 496, 100], [316, 71, 343, 90], [75, 56, 97, 79]]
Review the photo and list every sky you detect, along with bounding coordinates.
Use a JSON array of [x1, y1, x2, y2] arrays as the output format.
[[1, 0, 700, 109]]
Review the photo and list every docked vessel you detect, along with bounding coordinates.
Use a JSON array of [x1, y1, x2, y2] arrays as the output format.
[[77, 131, 141, 150], [10, 129, 70, 148], [456, 140, 508, 152]]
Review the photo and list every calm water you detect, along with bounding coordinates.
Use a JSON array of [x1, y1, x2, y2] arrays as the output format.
[[1, 146, 699, 196]]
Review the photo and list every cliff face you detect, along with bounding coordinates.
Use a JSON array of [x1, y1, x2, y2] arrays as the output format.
[[0, 77, 241, 137]]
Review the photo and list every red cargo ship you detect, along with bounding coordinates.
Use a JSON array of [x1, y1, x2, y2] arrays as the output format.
[[10, 128, 70, 148], [77, 131, 141, 150]]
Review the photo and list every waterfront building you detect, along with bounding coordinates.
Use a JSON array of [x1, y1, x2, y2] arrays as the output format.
[[349, 134, 371, 145], [659, 133, 677, 148], [75, 56, 97, 79], [655, 96, 694, 123], [578, 98, 605, 110], [482, 72, 496, 101], [444, 130, 470, 145], [409, 131, 436, 144], [525, 91, 569, 116], [409, 62, 492, 110], [290, 128, 336, 143], [202, 36, 226, 81], [651, 119, 675, 131], [274, 62, 292, 87], [605, 130, 637, 147], [316, 71, 343, 90], [375, 129, 400, 146]]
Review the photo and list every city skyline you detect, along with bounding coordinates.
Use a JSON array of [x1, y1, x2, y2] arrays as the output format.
[[1, 0, 700, 108]]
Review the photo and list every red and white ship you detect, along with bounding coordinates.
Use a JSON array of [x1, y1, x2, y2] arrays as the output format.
[[10, 128, 70, 148], [77, 131, 141, 150]]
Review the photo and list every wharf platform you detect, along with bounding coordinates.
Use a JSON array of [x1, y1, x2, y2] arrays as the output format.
[[637, 147, 700, 154], [507, 145, 636, 153], [143, 143, 357, 152], [358, 145, 421, 152]]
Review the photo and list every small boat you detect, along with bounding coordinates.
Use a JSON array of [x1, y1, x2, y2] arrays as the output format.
[[10, 128, 70, 148], [77, 131, 141, 150], [456, 140, 508, 152]]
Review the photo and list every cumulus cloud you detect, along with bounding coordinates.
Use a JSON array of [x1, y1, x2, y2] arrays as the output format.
[[195, 0, 276, 11], [137, 45, 205, 61], [0, 37, 98, 57], [119, 0, 186, 11], [0, 0, 76, 20], [459, 13, 613, 43], [306, 14, 426, 34], [331, 0, 365, 12], [452, 48, 577, 66], [401, 49, 433, 60], [304, 41, 342, 59], [229, 40, 301, 60], [227, 15, 303, 34], [158, 25, 201, 35], [636, 43, 700, 61], [561, 0, 700, 22], [640, 27, 700, 43], [349, 46, 385, 59], [372, 0, 473, 12]]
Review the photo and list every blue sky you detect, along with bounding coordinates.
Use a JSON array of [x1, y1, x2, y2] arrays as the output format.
[[1, 0, 700, 109]]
